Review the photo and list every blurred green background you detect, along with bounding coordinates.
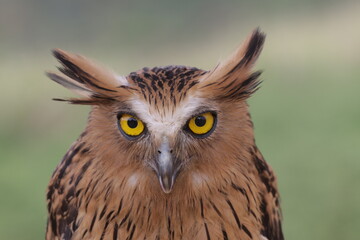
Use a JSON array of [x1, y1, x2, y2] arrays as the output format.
[[1, 0, 359, 239]]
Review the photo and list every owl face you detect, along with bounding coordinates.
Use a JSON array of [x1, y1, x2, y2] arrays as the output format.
[[112, 67, 220, 193], [48, 29, 265, 195]]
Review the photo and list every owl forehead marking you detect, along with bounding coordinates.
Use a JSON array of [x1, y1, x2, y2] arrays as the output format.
[[130, 95, 204, 136], [127, 66, 207, 106]]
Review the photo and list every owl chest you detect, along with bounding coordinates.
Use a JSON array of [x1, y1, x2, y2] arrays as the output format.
[[48, 176, 262, 239], [47, 144, 263, 239], [69, 193, 262, 240]]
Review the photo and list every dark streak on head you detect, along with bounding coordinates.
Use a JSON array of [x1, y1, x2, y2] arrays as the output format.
[[226, 29, 265, 77], [128, 65, 205, 107], [53, 50, 116, 93], [215, 71, 262, 102]]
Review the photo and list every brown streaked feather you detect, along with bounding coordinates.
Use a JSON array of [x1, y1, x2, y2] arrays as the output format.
[[49, 49, 132, 104], [52, 49, 120, 90], [252, 146, 284, 240], [46, 140, 265, 239], [46, 126, 282, 240], [126, 66, 206, 109], [46, 72, 93, 97], [198, 28, 265, 101]]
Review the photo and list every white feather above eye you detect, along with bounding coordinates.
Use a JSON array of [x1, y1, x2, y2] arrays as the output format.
[[128, 95, 208, 137]]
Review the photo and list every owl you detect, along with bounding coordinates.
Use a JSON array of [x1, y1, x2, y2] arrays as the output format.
[[46, 29, 283, 240]]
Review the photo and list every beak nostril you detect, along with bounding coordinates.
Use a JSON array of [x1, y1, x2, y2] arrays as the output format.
[[158, 150, 162, 154]]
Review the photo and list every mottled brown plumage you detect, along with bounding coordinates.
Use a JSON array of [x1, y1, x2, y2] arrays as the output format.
[[46, 29, 283, 240]]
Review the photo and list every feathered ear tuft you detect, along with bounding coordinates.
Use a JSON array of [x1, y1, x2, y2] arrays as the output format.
[[47, 49, 131, 104], [198, 28, 265, 101], [46, 72, 93, 98]]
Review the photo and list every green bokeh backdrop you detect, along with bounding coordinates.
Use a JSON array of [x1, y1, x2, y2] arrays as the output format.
[[1, 1, 359, 239]]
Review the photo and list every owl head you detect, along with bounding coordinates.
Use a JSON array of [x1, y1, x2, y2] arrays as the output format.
[[47, 29, 265, 197]]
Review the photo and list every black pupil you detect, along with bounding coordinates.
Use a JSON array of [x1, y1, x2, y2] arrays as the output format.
[[127, 118, 138, 128], [195, 116, 206, 127]]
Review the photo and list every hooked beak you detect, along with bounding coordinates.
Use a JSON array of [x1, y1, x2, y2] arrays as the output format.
[[155, 138, 179, 194]]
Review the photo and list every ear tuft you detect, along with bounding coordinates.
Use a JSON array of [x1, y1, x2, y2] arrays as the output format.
[[198, 28, 266, 101], [46, 72, 93, 98], [241, 28, 266, 66], [52, 49, 118, 93], [48, 49, 130, 104]]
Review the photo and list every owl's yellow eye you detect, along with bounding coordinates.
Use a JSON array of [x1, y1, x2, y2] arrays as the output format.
[[188, 112, 216, 137], [119, 114, 145, 138]]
